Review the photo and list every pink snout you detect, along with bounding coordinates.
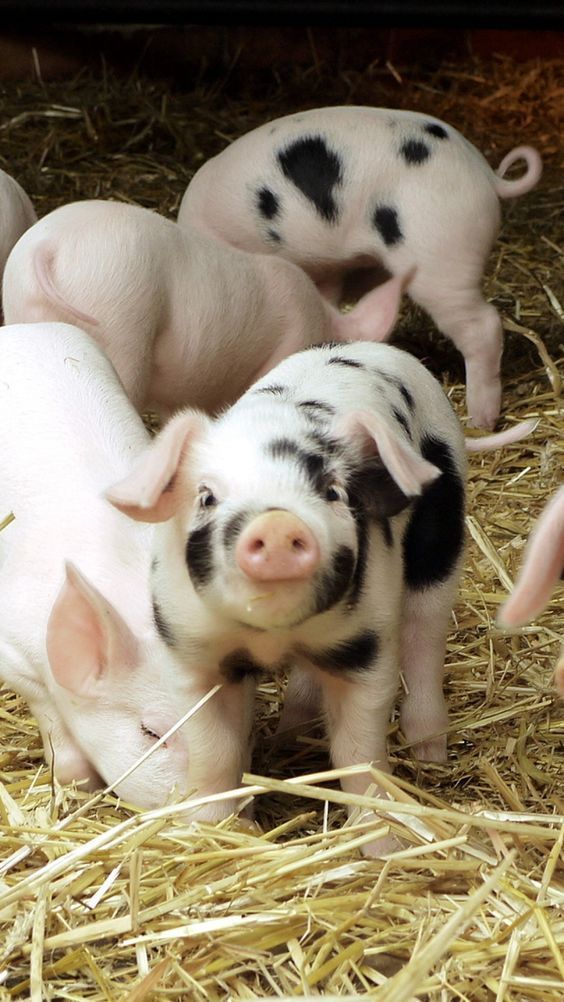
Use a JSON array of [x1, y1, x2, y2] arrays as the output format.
[[236, 510, 320, 582]]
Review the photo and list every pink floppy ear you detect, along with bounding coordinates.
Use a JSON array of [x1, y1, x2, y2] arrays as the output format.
[[105, 408, 210, 523], [46, 562, 138, 698], [338, 408, 441, 497], [498, 486, 564, 627]]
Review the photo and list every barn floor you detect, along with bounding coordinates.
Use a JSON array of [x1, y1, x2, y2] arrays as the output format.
[[0, 48, 562, 1001]]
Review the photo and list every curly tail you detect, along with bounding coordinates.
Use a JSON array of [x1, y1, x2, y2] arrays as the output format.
[[494, 145, 542, 199], [34, 244, 99, 327]]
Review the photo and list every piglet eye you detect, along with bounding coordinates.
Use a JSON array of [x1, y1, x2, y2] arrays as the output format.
[[326, 483, 348, 504], [199, 485, 217, 509], [141, 722, 166, 746]]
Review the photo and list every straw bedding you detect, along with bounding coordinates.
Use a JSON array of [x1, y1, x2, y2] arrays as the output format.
[[0, 49, 562, 1000]]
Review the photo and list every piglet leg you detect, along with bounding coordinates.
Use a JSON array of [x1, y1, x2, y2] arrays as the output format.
[[399, 583, 457, 763], [319, 655, 401, 857], [179, 677, 255, 823], [409, 270, 503, 430]]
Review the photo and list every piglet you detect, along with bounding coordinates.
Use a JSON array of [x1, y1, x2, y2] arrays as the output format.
[[107, 340, 532, 854], [498, 485, 564, 695], [0, 321, 252, 816], [0, 168, 36, 287], [2, 199, 402, 416], [178, 105, 542, 429]]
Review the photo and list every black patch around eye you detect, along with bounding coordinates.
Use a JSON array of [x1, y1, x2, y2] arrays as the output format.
[[400, 138, 431, 165], [349, 461, 411, 520], [403, 436, 464, 590], [277, 134, 342, 223], [313, 544, 356, 614], [304, 629, 379, 674], [372, 205, 404, 247], [424, 122, 448, 139], [255, 384, 286, 395], [392, 406, 412, 439], [186, 521, 214, 588], [223, 510, 248, 550], [256, 186, 280, 220], [220, 648, 266, 683], [152, 597, 176, 648], [327, 355, 365, 369]]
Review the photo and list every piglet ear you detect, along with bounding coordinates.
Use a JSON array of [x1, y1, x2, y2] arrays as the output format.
[[46, 562, 137, 698], [331, 270, 414, 344], [339, 409, 441, 497], [106, 408, 210, 523], [498, 486, 564, 627]]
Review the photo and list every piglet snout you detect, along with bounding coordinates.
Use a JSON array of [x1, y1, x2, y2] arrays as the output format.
[[236, 510, 320, 581]]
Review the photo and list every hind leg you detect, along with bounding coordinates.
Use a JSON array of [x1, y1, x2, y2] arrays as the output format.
[[399, 579, 459, 763], [409, 271, 503, 429]]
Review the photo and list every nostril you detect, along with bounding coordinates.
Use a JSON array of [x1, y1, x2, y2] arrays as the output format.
[[249, 537, 265, 553], [292, 537, 306, 551]]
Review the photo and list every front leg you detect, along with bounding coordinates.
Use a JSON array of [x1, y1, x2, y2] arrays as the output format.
[[317, 635, 401, 856], [179, 676, 256, 823]]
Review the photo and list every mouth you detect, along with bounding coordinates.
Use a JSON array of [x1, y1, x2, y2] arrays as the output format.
[[235, 579, 315, 629]]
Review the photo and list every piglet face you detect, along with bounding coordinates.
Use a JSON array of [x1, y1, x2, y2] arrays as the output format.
[[182, 409, 363, 629], [46, 562, 194, 807]]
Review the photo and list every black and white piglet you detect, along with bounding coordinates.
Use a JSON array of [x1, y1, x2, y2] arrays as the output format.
[[179, 105, 542, 429], [108, 342, 530, 852]]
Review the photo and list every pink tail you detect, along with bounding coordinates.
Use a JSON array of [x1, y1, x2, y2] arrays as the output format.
[[34, 244, 99, 327], [494, 146, 542, 199], [465, 418, 537, 452], [498, 486, 564, 627]]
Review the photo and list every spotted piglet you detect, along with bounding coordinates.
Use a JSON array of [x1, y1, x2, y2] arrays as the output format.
[[107, 341, 531, 853], [499, 486, 564, 696], [179, 106, 542, 429]]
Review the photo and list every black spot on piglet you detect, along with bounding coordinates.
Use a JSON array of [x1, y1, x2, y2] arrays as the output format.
[[186, 522, 214, 588], [220, 649, 266, 683], [277, 135, 342, 223], [152, 597, 176, 647], [403, 436, 464, 590], [305, 630, 380, 674], [424, 122, 448, 139], [373, 205, 403, 247], [400, 138, 431, 165], [256, 186, 280, 220]]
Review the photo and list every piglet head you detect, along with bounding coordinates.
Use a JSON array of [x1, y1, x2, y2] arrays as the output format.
[[46, 561, 194, 808]]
